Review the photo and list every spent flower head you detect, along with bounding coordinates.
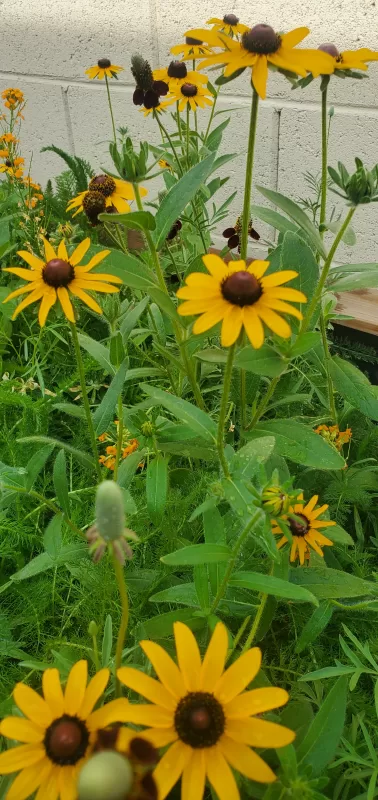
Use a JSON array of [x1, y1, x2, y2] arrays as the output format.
[[86, 480, 138, 564]]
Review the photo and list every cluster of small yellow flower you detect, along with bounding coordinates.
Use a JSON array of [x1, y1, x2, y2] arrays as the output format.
[[98, 422, 140, 471], [315, 423, 352, 451], [0, 89, 44, 214]]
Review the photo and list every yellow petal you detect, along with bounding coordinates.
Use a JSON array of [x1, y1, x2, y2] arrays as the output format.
[[256, 307, 291, 338], [58, 765, 78, 800], [248, 260, 270, 279], [176, 286, 221, 301], [109, 194, 131, 213], [261, 270, 298, 288], [6, 759, 52, 800], [305, 534, 324, 557], [57, 240, 68, 261], [178, 299, 215, 316], [74, 279, 119, 293], [12, 286, 45, 320], [309, 530, 334, 545], [42, 669, 64, 718], [220, 305, 243, 347], [225, 687, 289, 718], [3, 284, 37, 302], [85, 66, 100, 79], [0, 744, 45, 774], [201, 623, 229, 692], [185, 272, 220, 289], [140, 640, 186, 700], [215, 648, 261, 704], [260, 297, 302, 319], [309, 503, 328, 519], [280, 27, 309, 48], [268, 50, 307, 77], [268, 287, 307, 303], [17, 251, 44, 271], [219, 735, 276, 783], [4, 267, 40, 281], [35, 764, 60, 800], [38, 289, 57, 327], [174, 622, 202, 691], [182, 750, 206, 800], [57, 286, 75, 323], [69, 285, 103, 315], [87, 698, 130, 731], [117, 667, 176, 710], [142, 727, 178, 748], [252, 56, 268, 100], [153, 741, 191, 800], [290, 538, 298, 562], [75, 250, 111, 273], [226, 717, 295, 748], [43, 237, 57, 263], [13, 683, 53, 728], [0, 717, 44, 743], [64, 660, 88, 716], [79, 668, 109, 720], [120, 704, 173, 727], [202, 254, 229, 280], [75, 271, 122, 284], [243, 307, 265, 349], [298, 537, 306, 565], [206, 745, 240, 800], [70, 238, 91, 266]]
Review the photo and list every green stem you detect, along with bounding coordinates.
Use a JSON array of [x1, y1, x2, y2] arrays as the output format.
[[210, 510, 261, 614], [105, 75, 117, 145], [70, 323, 102, 481], [91, 632, 100, 671], [2, 484, 84, 539], [246, 374, 281, 431], [240, 330, 247, 434], [320, 84, 328, 233], [186, 104, 190, 169], [203, 90, 218, 145], [240, 89, 259, 261], [242, 592, 268, 652], [217, 344, 236, 477], [155, 114, 183, 176], [112, 553, 129, 696], [113, 396, 124, 481], [176, 102, 184, 153], [319, 312, 337, 421], [300, 206, 356, 335]]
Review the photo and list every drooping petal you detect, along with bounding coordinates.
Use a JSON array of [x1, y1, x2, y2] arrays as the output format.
[[117, 668, 176, 710], [220, 305, 243, 347], [69, 238, 91, 266], [290, 537, 298, 562], [257, 306, 292, 339], [57, 287, 75, 323], [182, 749, 206, 800], [69, 285, 103, 314], [0, 744, 45, 774], [12, 286, 45, 319], [42, 669, 64, 719], [309, 530, 334, 545], [225, 687, 289, 718], [174, 622, 202, 691], [206, 746, 240, 800], [13, 683, 53, 728], [79, 668, 109, 720], [268, 50, 307, 77], [1, 717, 44, 744], [3, 283, 38, 302], [6, 759, 52, 800], [43, 237, 57, 263], [64, 660, 87, 716], [243, 307, 265, 349], [219, 735, 276, 783], [87, 698, 130, 731], [38, 289, 57, 327], [297, 537, 306, 565], [190, 304, 228, 335], [57, 240, 68, 261], [252, 55, 268, 99], [201, 623, 229, 692], [140, 641, 186, 700], [305, 534, 324, 557], [153, 741, 191, 800], [215, 648, 261, 704], [225, 717, 295, 748], [17, 251, 44, 271], [202, 254, 229, 280]]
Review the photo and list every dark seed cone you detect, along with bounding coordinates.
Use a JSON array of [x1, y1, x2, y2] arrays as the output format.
[[133, 87, 145, 105], [98, 58, 111, 68], [83, 190, 107, 224], [144, 89, 160, 109], [186, 36, 203, 45], [89, 174, 116, 197], [152, 79, 169, 96], [168, 60, 187, 79], [318, 42, 340, 58], [181, 83, 198, 97], [167, 219, 182, 240], [223, 13, 239, 25], [242, 24, 281, 54], [131, 54, 154, 91]]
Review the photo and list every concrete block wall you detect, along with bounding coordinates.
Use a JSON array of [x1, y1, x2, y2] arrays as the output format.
[[1, 0, 378, 263]]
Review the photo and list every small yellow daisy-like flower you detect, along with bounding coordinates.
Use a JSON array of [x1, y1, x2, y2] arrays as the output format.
[[164, 80, 214, 112], [118, 621, 294, 800], [318, 42, 378, 73], [158, 158, 173, 171], [3, 236, 122, 326], [2, 88, 24, 108], [67, 174, 147, 217], [272, 493, 336, 565], [153, 62, 208, 91], [0, 133, 18, 144], [188, 25, 335, 99], [207, 14, 249, 37], [171, 36, 213, 60], [85, 58, 124, 80], [0, 660, 129, 800], [177, 254, 306, 348], [0, 148, 9, 158], [0, 161, 24, 178]]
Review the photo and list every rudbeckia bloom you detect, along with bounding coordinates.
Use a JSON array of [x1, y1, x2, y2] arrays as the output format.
[[85, 58, 124, 80], [118, 621, 294, 800], [207, 14, 249, 37], [164, 81, 214, 112], [176, 254, 306, 348], [171, 37, 213, 60], [190, 25, 334, 99], [67, 174, 147, 216], [0, 660, 129, 800], [272, 493, 336, 565], [153, 62, 208, 91], [318, 42, 378, 73], [3, 237, 122, 326]]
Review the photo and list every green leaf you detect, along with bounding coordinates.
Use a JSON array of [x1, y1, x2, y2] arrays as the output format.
[[98, 209, 155, 231], [330, 272, 378, 292], [77, 333, 115, 375], [161, 544, 231, 566], [290, 566, 376, 599], [109, 332, 125, 367], [154, 153, 216, 249], [250, 204, 299, 235], [159, 440, 216, 460], [141, 384, 217, 442], [204, 507, 226, 597], [297, 676, 348, 776], [234, 345, 285, 377], [149, 583, 200, 607], [221, 479, 279, 561], [248, 420, 345, 469], [330, 262, 378, 274], [231, 437, 276, 480], [117, 448, 145, 488], [146, 456, 169, 525], [136, 608, 205, 639], [281, 232, 319, 323], [10, 552, 54, 582], [229, 572, 318, 605], [52, 403, 86, 420], [295, 602, 333, 653], [25, 444, 54, 491], [194, 565, 210, 611], [256, 185, 326, 258], [101, 615, 113, 667], [92, 360, 128, 436], [103, 248, 158, 290], [326, 524, 354, 546], [120, 297, 149, 342], [17, 436, 95, 469], [289, 332, 322, 357], [43, 514, 63, 560], [329, 356, 378, 421], [299, 665, 355, 681], [53, 451, 70, 517], [148, 288, 180, 322]]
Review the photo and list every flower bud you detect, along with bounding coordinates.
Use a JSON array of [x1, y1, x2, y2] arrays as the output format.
[[95, 480, 125, 542], [78, 751, 133, 800], [88, 620, 99, 637]]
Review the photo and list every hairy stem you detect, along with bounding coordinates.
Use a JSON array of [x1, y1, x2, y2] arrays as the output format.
[[239, 89, 259, 260], [112, 553, 129, 696], [105, 75, 117, 145]]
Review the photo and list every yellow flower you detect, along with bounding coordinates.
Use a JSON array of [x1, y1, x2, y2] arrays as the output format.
[[318, 43, 378, 73], [272, 493, 336, 565], [2, 88, 24, 108], [3, 237, 122, 326], [207, 14, 249, 37], [164, 80, 214, 112], [85, 58, 124, 80], [158, 158, 173, 171], [0, 660, 129, 800], [314, 424, 352, 451], [189, 25, 334, 99], [0, 162, 23, 178], [176, 254, 306, 348], [118, 621, 294, 800], [0, 148, 9, 158], [153, 63, 209, 91], [0, 133, 18, 144], [67, 174, 147, 216], [171, 37, 213, 60]]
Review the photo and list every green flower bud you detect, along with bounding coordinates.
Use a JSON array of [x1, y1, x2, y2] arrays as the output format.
[[95, 481, 125, 542], [78, 751, 133, 800], [141, 421, 155, 437], [88, 620, 99, 637]]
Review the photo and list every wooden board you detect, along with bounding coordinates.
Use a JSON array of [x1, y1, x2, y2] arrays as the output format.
[[335, 290, 378, 336]]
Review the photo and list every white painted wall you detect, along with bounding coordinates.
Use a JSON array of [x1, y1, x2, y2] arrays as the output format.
[[1, 0, 378, 262]]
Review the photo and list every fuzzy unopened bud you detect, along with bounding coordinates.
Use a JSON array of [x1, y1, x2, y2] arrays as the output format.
[[78, 751, 133, 800], [95, 481, 125, 542]]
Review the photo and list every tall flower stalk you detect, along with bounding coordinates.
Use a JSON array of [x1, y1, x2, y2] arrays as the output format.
[[70, 322, 102, 481]]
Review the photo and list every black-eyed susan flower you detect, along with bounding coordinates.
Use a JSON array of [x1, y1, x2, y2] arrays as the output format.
[[78, 730, 159, 800], [223, 217, 260, 251], [190, 25, 334, 99], [67, 174, 147, 217], [85, 58, 124, 80], [164, 81, 214, 112], [0, 661, 130, 800], [207, 14, 249, 37], [177, 254, 306, 348], [318, 43, 378, 74], [118, 621, 294, 800], [153, 62, 209, 92], [131, 54, 169, 112], [272, 493, 336, 565], [3, 237, 122, 326], [171, 36, 213, 60]]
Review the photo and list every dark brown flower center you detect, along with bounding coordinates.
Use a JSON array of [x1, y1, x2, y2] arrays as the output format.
[[174, 692, 225, 748], [223, 13, 239, 25], [242, 24, 281, 54], [289, 513, 309, 537], [144, 89, 160, 109], [89, 174, 116, 197], [83, 190, 106, 216], [44, 715, 89, 765], [222, 271, 262, 306], [43, 259, 75, 288], [181, 83, 198, 97], [168, 60, 187, 79], [318, 42, 340, 58], [5, 159, 11, 167], [98, 58, 111, 68], [129, 737, 158, 765], [185, 36, 203, 45]]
